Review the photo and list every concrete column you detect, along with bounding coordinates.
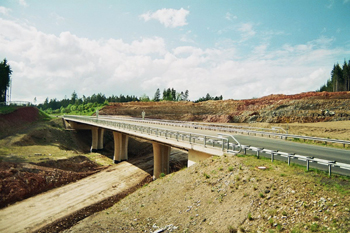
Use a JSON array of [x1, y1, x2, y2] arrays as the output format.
[[188, 149, 212, 167], [113, 132, 129, 163], [98, 128, 105, 150], [91, 127, 99, 152], [152, 142, 171, 179]]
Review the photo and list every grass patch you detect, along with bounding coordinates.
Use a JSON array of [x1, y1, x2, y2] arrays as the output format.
[[203, 173, 210, 179], [0, 105, 17, 114], [247, 212, 253, 220], [38, 109, 52, 121]]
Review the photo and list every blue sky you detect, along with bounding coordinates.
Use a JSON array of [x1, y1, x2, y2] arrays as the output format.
[[0, 0, 349, 103]]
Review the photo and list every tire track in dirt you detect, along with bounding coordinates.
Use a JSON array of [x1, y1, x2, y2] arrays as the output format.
[[0, 162, 152, 233]]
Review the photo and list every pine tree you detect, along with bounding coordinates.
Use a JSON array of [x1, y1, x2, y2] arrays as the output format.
[[343, 60, 350, 91], [153, 88, 160, 102], [0, 59, 12, 102]]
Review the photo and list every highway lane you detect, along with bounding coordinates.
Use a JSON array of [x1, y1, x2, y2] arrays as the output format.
[[97, 116, 350, 163], [69, 116, 350, 175]]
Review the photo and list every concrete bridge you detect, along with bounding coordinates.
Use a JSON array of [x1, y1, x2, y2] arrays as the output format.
[[63, 115, 239, 179]]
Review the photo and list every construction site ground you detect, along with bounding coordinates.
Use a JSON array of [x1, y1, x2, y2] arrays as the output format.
[[0, 93, 350, 232]]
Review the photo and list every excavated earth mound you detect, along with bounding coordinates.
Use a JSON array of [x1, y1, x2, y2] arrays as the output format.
[[0, 157, 105, 209], [0, 107, 40, 138], [100, 91, 350, 123]]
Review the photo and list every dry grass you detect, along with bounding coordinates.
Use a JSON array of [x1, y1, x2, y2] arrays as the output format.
[[65, 154, 350, 233]]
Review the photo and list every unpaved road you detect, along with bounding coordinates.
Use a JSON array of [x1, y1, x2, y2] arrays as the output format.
[[0, 162, 151, 233]]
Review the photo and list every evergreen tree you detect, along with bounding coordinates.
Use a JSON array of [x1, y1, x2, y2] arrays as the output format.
[[0, 59, 12, 102], [153, 88, 160, 102], [343, 60, 350, 91], [184, 90, 189, 101]]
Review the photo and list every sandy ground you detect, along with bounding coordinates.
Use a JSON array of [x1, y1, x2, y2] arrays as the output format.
[[63, 154, 350, 233], [0, 162, 151, 233]]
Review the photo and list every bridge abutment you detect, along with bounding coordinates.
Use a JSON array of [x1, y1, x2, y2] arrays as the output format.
[[152, 142, 170, 179], [188, 149, 212, 167], [113, 132, 129, 163]]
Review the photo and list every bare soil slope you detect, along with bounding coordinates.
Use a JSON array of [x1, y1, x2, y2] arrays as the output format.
[[0, 107, 40, 138], [100, 91, 350, 123], [65, 155, 350, 233]]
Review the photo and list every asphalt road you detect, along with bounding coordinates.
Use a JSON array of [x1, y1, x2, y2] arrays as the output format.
[[74, 116, 350, 175]]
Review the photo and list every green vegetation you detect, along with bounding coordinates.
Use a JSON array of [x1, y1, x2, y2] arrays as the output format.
[[38, 88, 223, 115], [0, 58, 12, 102], [317, 59, 350, 92], [0, 105, 17, 114], [194, 93, 223, 103], [203, 173, 210, 179]]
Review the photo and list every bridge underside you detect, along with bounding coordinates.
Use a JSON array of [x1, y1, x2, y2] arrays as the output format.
[[65, 120, 214, 178]]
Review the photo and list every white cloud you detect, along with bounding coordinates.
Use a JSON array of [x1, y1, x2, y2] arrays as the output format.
[[50, 12, 65, 25], [0, 19, 348, 103], [237, 23, 256, 41], [225, 12, 237, 21], [140, 8, 189, 28], [19, 0, 28, 7], [0, 6, 11, 15]]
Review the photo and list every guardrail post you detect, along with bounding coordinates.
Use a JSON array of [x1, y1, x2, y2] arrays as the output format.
[[328, 162, 335, 177], [243, 147, 247, 155], [287, 154, 294, 166], [204, 136, 206, 147], [257, 150, 260, 159], [271, 151, 275, 162]]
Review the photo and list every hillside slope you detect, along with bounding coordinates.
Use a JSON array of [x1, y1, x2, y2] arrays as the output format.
[[100, 91, 350, 123], [65, 154, 350, 233]]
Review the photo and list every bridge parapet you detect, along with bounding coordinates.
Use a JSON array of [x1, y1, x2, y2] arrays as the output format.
[[63, 115, 241, 178]]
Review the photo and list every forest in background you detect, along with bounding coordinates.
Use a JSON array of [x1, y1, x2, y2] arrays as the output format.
[[317, 60, 350, 92], [38, 88, 223, 115]]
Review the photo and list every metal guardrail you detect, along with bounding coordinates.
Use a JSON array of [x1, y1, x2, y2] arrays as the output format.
[[63, 115, 241, 154], [65, 115, 350, 176], [98, 116, 350, 148], [241, 145, 350, 176]]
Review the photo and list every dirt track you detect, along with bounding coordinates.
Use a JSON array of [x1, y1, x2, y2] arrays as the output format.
[[0, 162, 151, 233]]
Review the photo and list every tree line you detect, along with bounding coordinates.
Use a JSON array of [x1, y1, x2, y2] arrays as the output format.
[[39, 88, 223, 115], [318, 59, 350, 92]]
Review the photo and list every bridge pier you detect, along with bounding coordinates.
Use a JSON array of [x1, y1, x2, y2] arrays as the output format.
[[188, 149, 212, 167], [152, 142, 170, 179], [91, 127, 105, 152], [91, 127, 99, 152], [113, 132, 129, 163]]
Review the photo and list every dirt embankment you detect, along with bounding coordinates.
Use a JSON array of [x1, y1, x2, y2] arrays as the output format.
[[0, 156, 104, 209], [100, 91, 350, 123], [0, 107, 40, 138], [0, 108, 187, 215], [65, 155, 350, 233]]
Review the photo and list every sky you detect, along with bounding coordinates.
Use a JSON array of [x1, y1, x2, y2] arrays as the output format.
[[0, 0, 349, 104]]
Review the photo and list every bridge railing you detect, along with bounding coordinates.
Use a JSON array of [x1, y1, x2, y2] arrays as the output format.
[[240, 145, 350, 176], [63, 115, 241, 154], [98, 116, 350, 148], [64, 115, 350, 176]]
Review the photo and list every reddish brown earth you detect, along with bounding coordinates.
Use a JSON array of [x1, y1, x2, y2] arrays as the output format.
[[0, 107, 40, 138], [0, 156, 105, 209], [100, 91, 350, 123]]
